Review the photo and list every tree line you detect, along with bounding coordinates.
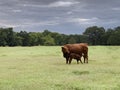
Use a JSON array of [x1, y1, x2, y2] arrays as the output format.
[[0, 26, 120, 46]]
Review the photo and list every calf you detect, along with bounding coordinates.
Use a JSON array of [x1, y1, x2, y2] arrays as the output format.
[[69, 53, 83, 64]]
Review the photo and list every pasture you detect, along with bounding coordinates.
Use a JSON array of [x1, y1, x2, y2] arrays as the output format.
[[0, 46, 120, 90]]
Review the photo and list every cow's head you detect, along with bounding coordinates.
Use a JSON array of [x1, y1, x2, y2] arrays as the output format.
[[61, 46, 70, 58]]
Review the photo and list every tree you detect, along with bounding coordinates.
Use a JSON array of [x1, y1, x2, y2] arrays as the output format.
[[68, 36, 76, 44], [29, 32, 39, 46], [42, 30, 51, 36], [14, 36, 23, 46], [18, 31, 30, 46], [0, 28, 7, 46], [83, 26, 105, 45], [0, 28, 16, 46], [107, 27, 120, 45], [42, 35, 55, 46], [36, 33, 44, 45], [103, 29, 114, 45], [50, 32, 63, 45], [5, 28, 16, 46], [1, 26, 120, 46]]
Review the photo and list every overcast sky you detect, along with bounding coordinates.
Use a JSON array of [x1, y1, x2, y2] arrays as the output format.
[[0, 0, 120, 34]]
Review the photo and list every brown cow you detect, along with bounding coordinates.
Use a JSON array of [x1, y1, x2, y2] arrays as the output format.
[[61, 43, 88, 64], [69, 53, 83, 64]]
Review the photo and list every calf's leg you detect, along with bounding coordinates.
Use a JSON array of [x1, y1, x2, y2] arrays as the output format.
[[69, 58, 72, 64], [77, 59, 79, 64], [79, 59, 83, 64]]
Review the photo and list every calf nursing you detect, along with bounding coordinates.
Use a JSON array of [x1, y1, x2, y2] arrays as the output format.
[[69, 53, 83, 64], [61, 43, 88, 64]]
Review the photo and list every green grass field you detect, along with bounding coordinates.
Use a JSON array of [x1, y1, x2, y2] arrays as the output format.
[[0, 46, 120, 90]]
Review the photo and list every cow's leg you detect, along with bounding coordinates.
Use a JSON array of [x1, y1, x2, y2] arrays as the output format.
[[83, 56, 86, 63], [86, 56, 88, 63], [84, 55, 88, 63], [84, 52, 88, 63], [66, 58, 69, 64], [77, 59, 79, 64], [82, 54, 86, 63]]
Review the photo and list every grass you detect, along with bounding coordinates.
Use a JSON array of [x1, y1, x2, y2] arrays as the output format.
[[0, 46, 120, 90]]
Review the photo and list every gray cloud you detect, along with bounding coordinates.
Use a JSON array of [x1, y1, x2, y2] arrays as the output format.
[[0, 0, 120, 34]]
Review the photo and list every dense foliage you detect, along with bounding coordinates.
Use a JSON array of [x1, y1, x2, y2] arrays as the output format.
[[0, 26, 120, 46]]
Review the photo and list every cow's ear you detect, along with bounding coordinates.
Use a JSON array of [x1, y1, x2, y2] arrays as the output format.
[[61, 46, 64, 51], [61, 46, 66, 52], [61, 46, 64, 49]]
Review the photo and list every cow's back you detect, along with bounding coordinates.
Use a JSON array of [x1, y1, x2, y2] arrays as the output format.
[[79, 43, 88, 56], [64, 44, 83, 54]]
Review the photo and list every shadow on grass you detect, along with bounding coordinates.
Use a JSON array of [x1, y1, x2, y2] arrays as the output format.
[[113, 84, 120, 90], [55, 83, 85, 90], [73, 71, 89, 75], [1, 54, 7, 57]]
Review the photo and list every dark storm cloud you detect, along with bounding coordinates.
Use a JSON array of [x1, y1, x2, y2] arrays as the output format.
[[0, 0, 120, 34]]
